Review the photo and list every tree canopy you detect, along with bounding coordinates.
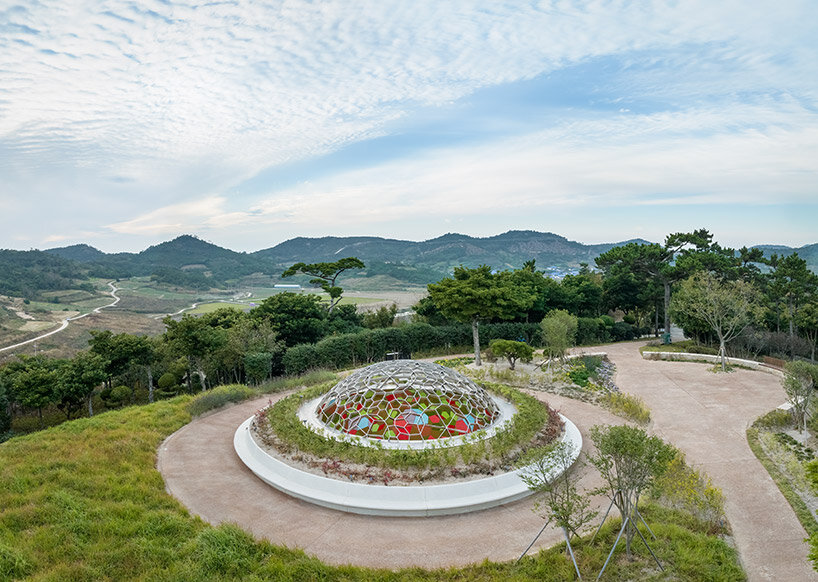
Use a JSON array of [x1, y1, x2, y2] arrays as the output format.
[[427, 265, 535, 365], [282, 257, 364, 313]]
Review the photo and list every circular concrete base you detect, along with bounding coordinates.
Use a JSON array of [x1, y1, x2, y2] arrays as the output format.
[[234, 414, 581, 516]]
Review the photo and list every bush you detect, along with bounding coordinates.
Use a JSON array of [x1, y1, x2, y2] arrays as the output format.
[[0, 382, 10, 434], [188, 384, 257, 417], [652, 451, 726, 533], [282, 322, 545, 374], [489, 339, 534, 370], [576, 317, 605, 345], [244, 352, 272, 385], [283, 344, 319, 376], [107, 385, 132, 407], [602, 392, 651, 424], [610, 321, 637, 341]]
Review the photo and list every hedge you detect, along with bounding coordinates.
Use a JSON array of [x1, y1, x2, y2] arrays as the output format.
[[283, 322, 542, 375]]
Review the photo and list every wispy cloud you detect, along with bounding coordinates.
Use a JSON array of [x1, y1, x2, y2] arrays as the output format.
[[0, 1, 816, 250]]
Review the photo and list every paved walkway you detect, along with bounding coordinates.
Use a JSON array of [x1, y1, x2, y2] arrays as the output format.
[[157, 343, 816, 579], [587, 342, 815, 581]]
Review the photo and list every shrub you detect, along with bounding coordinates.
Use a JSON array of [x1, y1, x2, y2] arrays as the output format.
[[489, 339, 534, 370], [283, 343, 319, 376], [258, 370, 337, 394], [652, 451, 726, 533], [610, 321, 637, 341], [601, 392, 651, 424], [106, 385, 132, 407], [576, 317, 604, 345], [188, 384, 257, 417]]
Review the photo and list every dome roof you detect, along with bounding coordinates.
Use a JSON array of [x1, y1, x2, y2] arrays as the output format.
[[316, 360, 500, 441]]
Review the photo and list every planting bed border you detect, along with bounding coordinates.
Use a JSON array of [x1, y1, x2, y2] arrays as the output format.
[[234, 413, 581, 517]]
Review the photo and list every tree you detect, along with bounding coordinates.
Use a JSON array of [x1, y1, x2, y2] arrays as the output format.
[[489, 339, 533, 370], [796, 303, 818, 362], [540, 309, 577, 363], [363, 304, 398, 329], [89, 331, 156, 402], [281, 257, 364, 313], [588, 424, 675, 557], [56, 351, 107, 419], [596, 229, 726, 340], [671, 272, 760, 371], [0, 376, 11, 434], [251, 292, 327, 346], [427, 265, 535, 366], [560, 271, 604, 318], [782, 361, 818, 433], [769, 253, 818, 354], [163, 314, 227, 391], [6, 356, 59, 427], [521, 441, 597, 542]]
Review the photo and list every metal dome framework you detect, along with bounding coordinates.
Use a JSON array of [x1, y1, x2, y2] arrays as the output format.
[[315, 360, 501, 442]]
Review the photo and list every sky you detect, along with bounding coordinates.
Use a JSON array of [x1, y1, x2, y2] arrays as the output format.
[[1, 0, 816, 254]]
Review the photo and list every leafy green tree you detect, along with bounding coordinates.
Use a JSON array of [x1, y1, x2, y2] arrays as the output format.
[[243, 352, 273, 385], [521, 441, 597, 542], [412, 296, 452, 326], [363, 304, 398, 329], [540, 309, 577, 362], [588, 424, 676, 557], [56, 351, 107, 419], [251, 292, 326, 346], [427, 265, 535, 365], [671, 272, 761, 371], [6, 356, 60, 427], [327, 303, 364, 335], [0, 377, 11, 434], [768, 253, 818, 354], [503, 261, 552, 322], [89, 331, 156, 401], [223, 317, 284, 381], [281, 257, 364, 313], [488, 339, 533, 370], [163, 314, 227, 391], [596, 229, 727, 339], [796, 303, 818, 362], [560, 271, 604, 318], [782, 361, 818, 432]]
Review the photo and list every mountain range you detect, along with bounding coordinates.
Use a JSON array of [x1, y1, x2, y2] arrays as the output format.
[[0, 231, 814, 297]]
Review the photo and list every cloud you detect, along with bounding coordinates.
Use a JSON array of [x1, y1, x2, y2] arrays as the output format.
[[0, 1, 816, 250], [106, 196, 231, 235]]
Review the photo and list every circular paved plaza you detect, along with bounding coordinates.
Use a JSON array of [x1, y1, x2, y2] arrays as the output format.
[[157, 342, 817, 580]]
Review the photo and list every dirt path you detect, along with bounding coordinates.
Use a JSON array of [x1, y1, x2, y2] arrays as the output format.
[[0, 282, 120, 353]]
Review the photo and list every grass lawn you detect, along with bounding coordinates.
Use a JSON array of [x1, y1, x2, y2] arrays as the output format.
[[185, 302, 250, 315], [0, 390, 746, 581]]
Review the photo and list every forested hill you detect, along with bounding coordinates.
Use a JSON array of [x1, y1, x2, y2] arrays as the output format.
[[252, 230, 655, 273], [0, 230, 805, 297], [0, 249, 94, 298], [45, 235, 276, 287]]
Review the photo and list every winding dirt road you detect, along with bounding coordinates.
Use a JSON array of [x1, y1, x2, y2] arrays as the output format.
[[0, 281, 120, 353]]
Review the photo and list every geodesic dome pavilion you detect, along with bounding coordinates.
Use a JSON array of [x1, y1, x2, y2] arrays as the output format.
[[315, 360, 501, 441]]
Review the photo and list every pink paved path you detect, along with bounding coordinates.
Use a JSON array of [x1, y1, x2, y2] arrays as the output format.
[[157, 342, 816, 579], [595, 342, 815, 581]]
